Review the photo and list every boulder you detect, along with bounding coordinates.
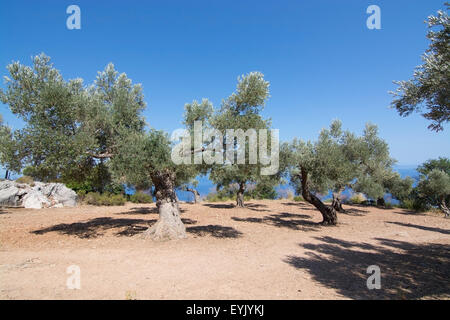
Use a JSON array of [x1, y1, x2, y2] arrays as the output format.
[[0, 181, 27, 207], [22, 190, 51, 209], [0, 180, 78, 209]]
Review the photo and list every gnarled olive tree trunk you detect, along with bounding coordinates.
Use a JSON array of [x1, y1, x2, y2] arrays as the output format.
[[141, 170, 186, 240], [439, 197, 450, 218], [236, 182, 246, 207], [332, 190, 346, 213], [300, 167, 337, 225], [377, 197, 386, 207], [186, 187, 201, 203]]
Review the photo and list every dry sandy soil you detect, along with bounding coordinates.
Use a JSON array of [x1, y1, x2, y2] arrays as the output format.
[[0, 200, 449, 300]]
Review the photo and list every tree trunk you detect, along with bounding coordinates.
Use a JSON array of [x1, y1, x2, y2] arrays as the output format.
[[377, 197, 385, 207], [186, 187, 201, 203], [300, 167, 337, 225], [332, 191, 345, 212], [236, 182, 245, 207], [141, 170, 186, 241], [439, 197, 450, 218], [4, 170, 9, 180]]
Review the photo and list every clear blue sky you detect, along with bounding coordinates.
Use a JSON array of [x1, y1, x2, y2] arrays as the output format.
[[0, 0, 448, 167]]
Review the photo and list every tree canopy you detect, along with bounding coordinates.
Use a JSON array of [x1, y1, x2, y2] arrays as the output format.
[[390, 3, 450, 131]]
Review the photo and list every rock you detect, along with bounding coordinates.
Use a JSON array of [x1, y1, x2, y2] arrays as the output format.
[[41, 183, 77, 207], [0, 182, 27, 207], [0, 180, 78, 209], [22, 190, 51, 209]]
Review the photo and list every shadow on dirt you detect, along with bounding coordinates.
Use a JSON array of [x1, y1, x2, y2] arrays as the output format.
[[31, 217, 197, 238], [232, 212, 319, 231], [117, 206, 187, 215], [203, 203, 235, 209], [187, 225, 243, 238], [387, 221, 450, 235], [284, 236, 450, 299]]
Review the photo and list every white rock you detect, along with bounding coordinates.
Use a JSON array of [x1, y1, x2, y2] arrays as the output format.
[[0, 180, 78, 209], [22, 190, 51, 209]]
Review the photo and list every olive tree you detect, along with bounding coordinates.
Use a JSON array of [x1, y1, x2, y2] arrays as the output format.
[[390, 3, 449, 131], [182, 72, 281, 207], [416, 157, 450, 216], [0, 54, 198, 240], [0, 115, 20, 179], [345, 123, 413, 207], [283, 121, 403, 225], [110, 130, 198, 239], [282, 121, 355, 225], [0, 54, 146, 188]]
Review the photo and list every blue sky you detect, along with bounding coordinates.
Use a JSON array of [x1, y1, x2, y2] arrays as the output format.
[[0, 0, 448, 167]]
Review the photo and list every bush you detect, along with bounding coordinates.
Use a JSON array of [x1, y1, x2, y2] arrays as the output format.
[[130, 191, 153, 204], [293, 195, 304, 202], [65, 180, 96, 194], [349, 193, 367, 204], [77, 190, 87, 201], [205, 193, 232, 202], [16, 175, 34, 185], [399, 199, 429, 212], [385, 201, 394, 209], [85, 192, 126, 206]]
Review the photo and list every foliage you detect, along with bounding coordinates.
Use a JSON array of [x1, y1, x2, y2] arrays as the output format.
[[84, 192, 126, 206], [245, 179, 278, 200], [399, 198, 429, 212], [293, 195, 304, 202], [0, 115, 21, 175], [15, 175, 34, 184], [418, 157, 450, 175], [390, 3, 450, 131], [0, 54, 146, 187], [130, 191, 153, 204], [402, 158, 450, 214], [182, 72, 281, 206], [349, 193, 367, 204], [416, 168, 450, 214]]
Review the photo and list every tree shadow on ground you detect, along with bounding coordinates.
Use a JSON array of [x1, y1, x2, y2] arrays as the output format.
[[203, 203, 235, 209], [31, 217, 197, 238], [284, 236, 450, 299], [232, 212, 319, 231], [186, 225, 243, 238], [387, 221, 450, 235], [340, 207, 369, 216], [281, 202, 321, 212], [117, 206, 187, 215], [246, 203, 270, 212], [392, 210, 426, 216]]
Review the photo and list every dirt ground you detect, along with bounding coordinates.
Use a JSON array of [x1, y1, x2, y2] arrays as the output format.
[[0, 200, 449, 300]]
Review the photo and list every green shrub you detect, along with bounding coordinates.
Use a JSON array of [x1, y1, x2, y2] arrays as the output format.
[[385, 201, 394, 209], [349, 193, 366, 204], [66, 180, 96, 194], [130, 191, 153, 204], [293, 195, 304, 202], [85, 192, 126, 206], [77, 190, 87, 201], [399, 199, 429, 212], [16, 175, 34, 185], [205, 192, 233, 202]]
